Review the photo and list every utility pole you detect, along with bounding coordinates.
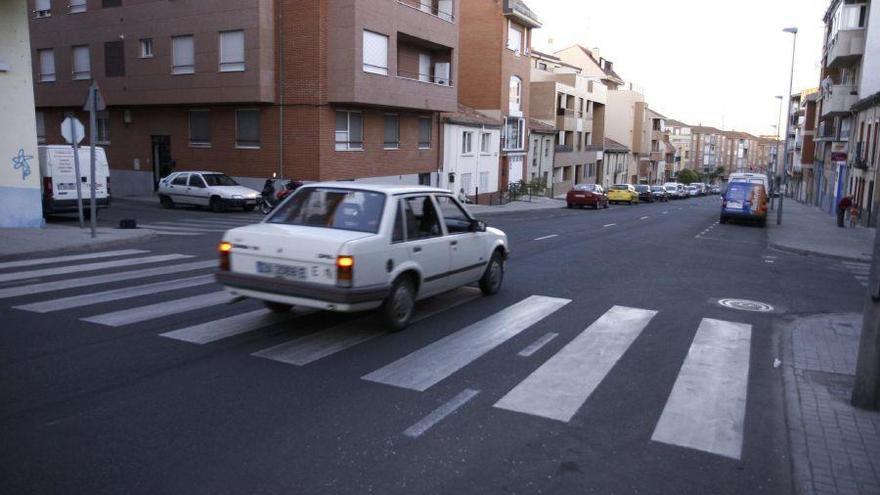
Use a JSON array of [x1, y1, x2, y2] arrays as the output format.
[[777, 27, 798, 225], [853, 224, 880, 410]]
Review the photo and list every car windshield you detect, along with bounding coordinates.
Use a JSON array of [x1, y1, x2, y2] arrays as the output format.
[[574, 184, 598, 192], [665, 186, 676, 191], [267, 187, 386, 234], [635, 185, 650, 192], [651, 186, 664, 192], [725, 183, 754, 201], [202, 174, 239, 187]]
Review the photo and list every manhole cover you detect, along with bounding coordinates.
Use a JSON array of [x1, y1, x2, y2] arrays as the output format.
[[718, 298, 774, 312]]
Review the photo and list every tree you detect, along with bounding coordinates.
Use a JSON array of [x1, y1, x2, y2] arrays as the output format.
[[677, 169, 700, 184]]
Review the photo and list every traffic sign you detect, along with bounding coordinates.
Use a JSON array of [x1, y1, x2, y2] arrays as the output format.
[[83, 81, 106, 112], [61, 116, 85, 145]]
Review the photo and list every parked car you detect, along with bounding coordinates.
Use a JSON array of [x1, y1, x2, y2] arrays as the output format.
[[215, 184, 509, 330], [651, 185, 670, 202], [664, 184, 681, 199], [635, 184, 655, 203], [710, 186, 721, 195], [720, 181, 769, 227], [38, 145, 111, 217], [158, 171, 261, 212], [687, 185, 700, 197], [728, 172, 771, 198], [566, 183, 609, 209], [608, 184, 639, 205]]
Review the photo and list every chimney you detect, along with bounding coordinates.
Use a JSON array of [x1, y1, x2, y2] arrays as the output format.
[[592, 46, 600, 59]]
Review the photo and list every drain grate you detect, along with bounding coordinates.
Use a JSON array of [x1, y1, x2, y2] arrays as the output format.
[[718, 298, 774, 313]]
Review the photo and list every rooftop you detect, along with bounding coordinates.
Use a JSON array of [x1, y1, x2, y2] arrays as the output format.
[[604, 137, 630, 153], [441, 104, 502, 128]]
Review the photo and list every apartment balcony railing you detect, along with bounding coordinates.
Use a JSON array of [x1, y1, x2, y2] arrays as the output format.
[[555, 145, 573, 153], [397, 0, 454, 22], [821, 84, 859, 118], [396, 69, 452, 87], [826, 29, 865, 69], [556, 108, 576, 116], [853, 142, 869, 169]]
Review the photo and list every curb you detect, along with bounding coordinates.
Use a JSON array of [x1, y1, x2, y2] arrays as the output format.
[[0, 229, 158, 262], [767, 242, 870, 263]]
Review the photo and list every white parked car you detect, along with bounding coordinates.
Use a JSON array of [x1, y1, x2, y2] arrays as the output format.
[[215, 183, 509, 329], [158, 171, 260, 212]]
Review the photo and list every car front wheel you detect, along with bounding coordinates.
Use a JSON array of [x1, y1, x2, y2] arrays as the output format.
[[479, 252, 504, 296], [210, 196, 226, 213], [381, 277, 416, 331], [159, 195, 174, 209]]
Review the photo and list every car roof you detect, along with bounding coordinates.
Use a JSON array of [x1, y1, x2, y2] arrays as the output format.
[[169, 171, 224, 175], [300, 181, 452, 195]]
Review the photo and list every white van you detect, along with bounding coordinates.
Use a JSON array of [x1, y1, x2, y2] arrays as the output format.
[[38, 145, 111, 215]]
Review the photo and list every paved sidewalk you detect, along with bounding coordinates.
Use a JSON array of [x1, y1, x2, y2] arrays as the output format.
[[768, 200, 875, 262], [466, 195, 566, 215], [0, 224, 155, 259], [783, 313, 880, 495]]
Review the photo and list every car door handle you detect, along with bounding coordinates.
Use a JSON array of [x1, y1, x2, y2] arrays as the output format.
[[450, 240, 458, 246], [412, 246, 422, 253]]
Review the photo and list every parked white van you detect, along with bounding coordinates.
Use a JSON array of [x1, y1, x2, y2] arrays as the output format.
[[38, 145, 111, 216]]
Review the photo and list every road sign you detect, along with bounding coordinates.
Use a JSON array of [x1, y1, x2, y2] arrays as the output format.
[[83, 81, 106, 112], [61, 116, 85, 145]]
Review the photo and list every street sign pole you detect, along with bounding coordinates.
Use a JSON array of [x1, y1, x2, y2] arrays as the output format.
[[69, 118, 85, 229], [88, 82, 98, 238], [853, 222, 880, 410]]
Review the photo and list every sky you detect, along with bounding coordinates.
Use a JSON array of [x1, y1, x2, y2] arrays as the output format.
[[528, 0, 830, 137]]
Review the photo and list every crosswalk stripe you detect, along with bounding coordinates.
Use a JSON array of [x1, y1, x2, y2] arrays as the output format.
[[842, 261, 869, 268], [0, 260, 216, 299], [651, 318, 751, 460], [855, 275, 869, 281], [13, 274, 215, 313], [149, 230, 207, 236], [0, 249, 148, 270], [494, 306, 657, 422], [403, 389, 480, 438], [252, 287, 482, 366], [517, 332, 559, 357], [81, 291, 232, 327], [0, 254, 194, 283], [362, 295, 571, 392], [138, 224, 226, 233], [171, 218, 256, 227], [160, 308, 301, 344]]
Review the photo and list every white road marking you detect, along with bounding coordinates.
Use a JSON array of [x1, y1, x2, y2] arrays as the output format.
[[138, 224, 225, 232], [363, 295, 571, 391], [533, 234, 559, 241], [0, 254, 194, 283], [640, 216, 649, 220], [14, 274, 215, 313], [517, 332, 559, 357], [81, 291, 232, 327], [842, 261, 870, 269], [603, 223, 616, 228], [494, 306, 657, 422], [254, 287, 482, 366], [148, 230, 207, 237], [161, 309, 301, 344], [0, 249, 148, 270], [662, 211, 669, 214], [403, 389, 480, 438], [0, 260, 216, 300], [651, 318, 751, 460], [855, 275, 869, 281]]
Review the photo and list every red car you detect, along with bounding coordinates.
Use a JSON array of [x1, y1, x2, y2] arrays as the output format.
[[566, 184, 609, 209]]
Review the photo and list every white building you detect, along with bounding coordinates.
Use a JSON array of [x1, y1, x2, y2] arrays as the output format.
[[439, 106, 502, 204], [0, 0, 43, 227], [601, 138, 631, 188]]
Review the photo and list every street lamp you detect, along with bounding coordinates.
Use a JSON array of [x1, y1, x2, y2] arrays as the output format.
[[777, 27, 798, 226]]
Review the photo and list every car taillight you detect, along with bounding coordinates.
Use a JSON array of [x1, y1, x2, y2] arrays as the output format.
[[43, 177, 53, 196], [219, 242, 232, 271], [106, 176, 111, 195], [336, 255, 354, 287]]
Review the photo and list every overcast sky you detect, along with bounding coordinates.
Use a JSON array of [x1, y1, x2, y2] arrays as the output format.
[[529, 0, 829, 137]]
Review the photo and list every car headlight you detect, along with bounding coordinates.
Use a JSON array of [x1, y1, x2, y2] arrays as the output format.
[[232, 194, 243, 199]]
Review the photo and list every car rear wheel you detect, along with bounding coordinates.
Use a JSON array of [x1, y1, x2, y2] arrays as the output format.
[[159, 195, 174, 209], [381, 277, 415, 331], [210, 196, 226, 213], [567, 203, 573, 209], [479, 252, 504, 296], [263, 301, 293, 313]]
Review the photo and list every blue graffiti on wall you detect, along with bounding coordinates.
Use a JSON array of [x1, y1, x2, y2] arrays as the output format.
[[12, 148, 33, 181]]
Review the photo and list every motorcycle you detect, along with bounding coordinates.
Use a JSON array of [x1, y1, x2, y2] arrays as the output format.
[[259, 174, 302, 215]]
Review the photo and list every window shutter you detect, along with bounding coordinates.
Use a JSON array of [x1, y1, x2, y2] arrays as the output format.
[[362, 31, 388, 75], [72, 46, 90, 79], [35, 0, 50, 11], [349, 113, 363, 145], [434, 62, 450, 85], [418, 53, 431, 82], [384, 115, 398, 148], [172, 36, 195, 74], [39, 49, 55, 81], [104, 41, 125, 77], [189, 111, 211, 145], [236, 110, 260, 147], [219, 30, 245, 71]]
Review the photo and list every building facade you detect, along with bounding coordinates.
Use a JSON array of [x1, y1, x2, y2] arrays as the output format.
[[601, 138, 630, 188], [438, 105, 501, 204], [526, 118, 555, 190], [29, 0, 459, 195], [849, 0, 879, 224], [690, 126, 725, 178], [665, 119, 692, 178]]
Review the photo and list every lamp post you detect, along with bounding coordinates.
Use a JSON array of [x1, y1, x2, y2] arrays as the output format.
[[777, 27, 798, 225]]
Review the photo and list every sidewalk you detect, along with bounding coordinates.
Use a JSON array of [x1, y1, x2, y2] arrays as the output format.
[[0, 224, 155, 259], [783, 313, 880, 495], [768, 199, 875, 262], [466, 195, 566, 215]]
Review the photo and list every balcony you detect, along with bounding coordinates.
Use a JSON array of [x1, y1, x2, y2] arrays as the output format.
[[555, 108, 583, 132], [826, 29, 865, 68], [397, 0, 454, 22], [821, 85, 859, 118]]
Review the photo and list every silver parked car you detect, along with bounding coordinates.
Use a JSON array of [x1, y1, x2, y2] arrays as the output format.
[[158, 171, 261, 212]]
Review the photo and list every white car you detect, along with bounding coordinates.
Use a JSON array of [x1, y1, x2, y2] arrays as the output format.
[[158, 171, 260, 212], [215, 183, 509, 329]]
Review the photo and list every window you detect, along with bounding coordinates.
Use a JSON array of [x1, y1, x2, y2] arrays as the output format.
[[480, 132, 491, 154], [418, 116, 432, 149], [34, 0, 51, 17], [362, 30, 389, 75], [462, 131, 473, 154], [538, 62, 547, 70], [69, 0, 86, 14], [139, 38, 153, 58], [335, 111, 363, 151], [219, 30, 245, 72], [507, 21, 523, 54], [37, 49, 55, 82], [435, 195, 473, 234], [383, 114, 399, 149], [102, 0, 122, 7], [402, 196, 442, 239], [544, 140, 549, 157], [188, 174, 206, 188], [502, 117, 525, 151], [269, 188, 386, 234], [172, 35, 195, 75], [235, 109, 260, 148], [72, 45, 90, 80], [188, 110, 211, 147], [418, 53, 431, 82], [418, 173, 432, 186], [585, 132, 592, 146], [392, 201, 405, 243], [35, 111, 45, 144], [460, 173, 473, 194], [104, 41, 125, 77], [95, 111, 110, 143], [479, 171, 489, 192], [172, 173, 189, 186], [509, 76, 522, 113]]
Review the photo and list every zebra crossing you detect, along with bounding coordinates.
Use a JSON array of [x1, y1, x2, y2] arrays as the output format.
[[138, 214, 263, 236], [842, 260, 871, 287], [1, 248, 757, 460]]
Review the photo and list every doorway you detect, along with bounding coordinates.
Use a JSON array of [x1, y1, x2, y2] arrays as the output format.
[[151, 135, 172, 191]]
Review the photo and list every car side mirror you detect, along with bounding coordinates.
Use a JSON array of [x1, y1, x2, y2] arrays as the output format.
[[471, 219, 487, 232]]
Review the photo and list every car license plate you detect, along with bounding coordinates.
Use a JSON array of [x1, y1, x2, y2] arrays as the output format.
[[256, 261, 316, 281], [727, 201, 743, 209]]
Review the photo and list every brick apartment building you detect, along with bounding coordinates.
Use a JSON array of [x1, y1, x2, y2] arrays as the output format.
[[457, 0, 540, 190], [28, 0, 458, 195]]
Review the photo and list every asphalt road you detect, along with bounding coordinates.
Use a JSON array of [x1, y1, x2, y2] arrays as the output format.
[[0, 194, 865, 494]]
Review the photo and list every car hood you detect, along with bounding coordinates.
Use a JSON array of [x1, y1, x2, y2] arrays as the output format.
[[211, 185, 260, 197]]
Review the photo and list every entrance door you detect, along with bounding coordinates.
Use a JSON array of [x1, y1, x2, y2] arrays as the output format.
[[151, 135, 172, 191]]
